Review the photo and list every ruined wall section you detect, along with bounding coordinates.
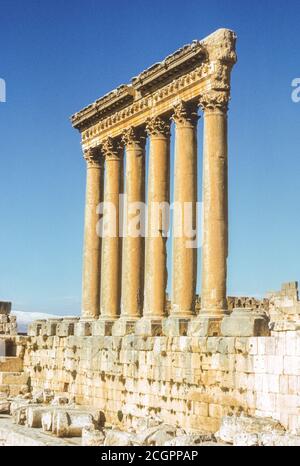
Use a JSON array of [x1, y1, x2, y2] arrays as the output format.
[[21, 329, 300, 434]]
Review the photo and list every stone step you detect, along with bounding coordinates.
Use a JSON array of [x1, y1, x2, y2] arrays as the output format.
[[0, 371, 29, 385], [0, 357, 23, 372]]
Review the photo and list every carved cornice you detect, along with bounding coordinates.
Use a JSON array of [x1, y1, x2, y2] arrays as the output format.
[[81, 63, 210, 144], [71, 28, 237, 141], [145, 116, 170, 138], [172, 100, 199, 126], [101, 137, 122, 161], [199, 90, 229, 113], [121, 126, 146, 148], [83, 147, 102, 167]]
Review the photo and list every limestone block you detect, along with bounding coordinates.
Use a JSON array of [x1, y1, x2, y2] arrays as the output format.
[[75, 320, 92, 336], [92, 319, 115, 336], [189, 414, 220, 433], [67, 411, 94, 437], [0, 339, 5, 357], [0, 315, 8, 324], [112, 318, 137, 336], [51, 394, 69, 405], [0, 357, 23, 372], [0, 398, 10, 413], [135, 423, 177, 446], [188, 317, 222, 337], [104, 429, 134, 446], [0, 372, 29, 385], [233, 432, 259, 446], [162, 317, 190, 337], [221, 309, 270, 337], [45, 318, 63, 336], [41, 410, 53, 432], [283, 356, 300, 375], [82, 426, 105, 446], [52, 410, 69, 437], [12, 404, 30, 425], [135, 318, 164, 337], [260, 432, 300, 446], [216, 415, 285, 444], [26, 406, 49, 428], [0, 302, 11, 315], [164, 433, 216, 446]]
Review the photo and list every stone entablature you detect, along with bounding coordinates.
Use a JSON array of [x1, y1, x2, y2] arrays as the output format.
[[71, 29, 236, 144]]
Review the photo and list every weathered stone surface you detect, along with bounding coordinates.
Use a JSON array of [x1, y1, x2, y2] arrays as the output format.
[[216, 415, 285, 444], [104, 429, 134, 446], [135, 424, 178, 446], [221, 309, 270, 337], [0, 397, 10, 413], [82, 426, 105, 446], [164, 433, 215, 446]]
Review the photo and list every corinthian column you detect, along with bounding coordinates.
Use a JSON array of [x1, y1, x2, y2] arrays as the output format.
[[98, 137, 123, 335], [136, 116, 170, 336], [113, 127, 146, 336], [81, 147, 103, 320], [189, 90, 229, 337], [164, 101, 198, 336]]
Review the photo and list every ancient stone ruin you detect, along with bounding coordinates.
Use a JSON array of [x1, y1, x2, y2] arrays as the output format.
[[1, 28, 300, 446]]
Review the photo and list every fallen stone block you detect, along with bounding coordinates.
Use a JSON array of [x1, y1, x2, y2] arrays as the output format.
[[164, 433, 216, 446], [27, 406, 51, 428], [0, 357, 23, 372], [135, 424, 178, 446], [104, 429, 135, 446], [41, 409, 54, 432], [0, 398, 10, 413], [233, 432, 259, 446], [82, 426, 105, 446], [216, 415, 285, 444], [0, 371, 29, 385]]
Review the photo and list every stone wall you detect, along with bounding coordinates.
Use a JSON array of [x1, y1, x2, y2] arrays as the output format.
[[20, 329, 300, 434], [0, 302, 16, 337]]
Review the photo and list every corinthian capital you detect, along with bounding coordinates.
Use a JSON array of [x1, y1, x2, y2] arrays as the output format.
[[83, 146, 102, 167], [199, 90, 230, 113], [101, 137, 122, 161], [145, 116, 170, 138], [172, 100, 199, 126], [121, 126, 146, 148]]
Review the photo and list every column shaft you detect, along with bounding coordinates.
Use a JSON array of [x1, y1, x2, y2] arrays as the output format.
[[121, 128, 145, 318], [82, 148, 103, 319], [144, 117, 170, 318], [171, 102, 198, 316], [201, 105, 228, 314], [100, 138, 123, 319]]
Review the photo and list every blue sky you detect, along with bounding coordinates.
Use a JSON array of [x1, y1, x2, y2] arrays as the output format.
[[0, 0, 299, 315]]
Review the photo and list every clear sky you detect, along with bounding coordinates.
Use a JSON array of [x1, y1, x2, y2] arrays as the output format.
[[0, 0, 299, 315]]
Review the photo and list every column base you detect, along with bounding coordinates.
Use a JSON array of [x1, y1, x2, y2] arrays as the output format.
[[45, 318, 63, 336], [163, 316, 191, 336], [221, 308, 270, 337], [188, 314, 225, 337], [75, 319, 94, 336], [92, 318, 117, 336], [57, 317, 80, 337], [112, 317, 139, 336], [135, 317, 164, 336]]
